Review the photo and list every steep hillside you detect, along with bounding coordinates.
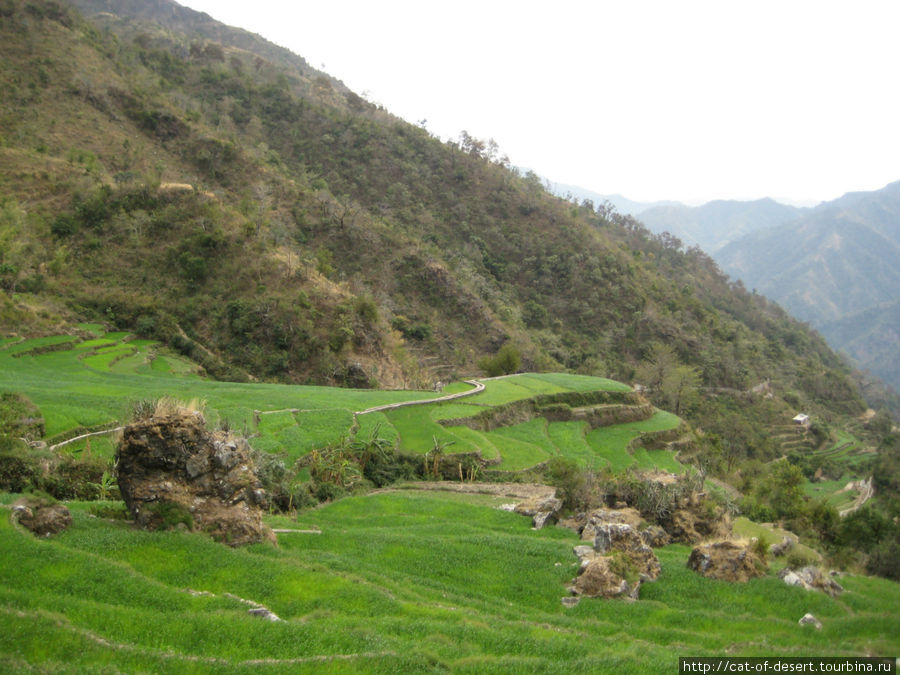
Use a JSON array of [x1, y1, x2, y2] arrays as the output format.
[[0, 0, 868, 437], [638, 198, 809, 252], [715, 182, 900, 393]]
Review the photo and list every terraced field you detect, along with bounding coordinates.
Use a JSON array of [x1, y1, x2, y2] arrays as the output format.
[[0, 332, 686, 473], [1, 490, 897, 671]]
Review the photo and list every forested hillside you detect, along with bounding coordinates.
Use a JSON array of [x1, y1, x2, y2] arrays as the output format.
[[0, 0, 874, 446]]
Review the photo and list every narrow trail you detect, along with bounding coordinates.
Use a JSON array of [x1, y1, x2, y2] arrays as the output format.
[[839, 477, 874, 517], [354, 379, 484, 415], [255, 380, 485, 419]]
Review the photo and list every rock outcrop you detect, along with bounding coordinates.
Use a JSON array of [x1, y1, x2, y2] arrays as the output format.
[[769, 536, 795, 557], [116, 409, 275, 547], [12, 498, 71, 536], [514, 494, 563, 530], [687, 540, 766, 582], [571, 522, 661, 600], [661, 499, 731, 544], [579, 507, 642, 541], [778, 566, 843, 597]]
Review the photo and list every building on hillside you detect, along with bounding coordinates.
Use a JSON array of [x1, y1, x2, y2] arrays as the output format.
[[792, 413, 810, 427]]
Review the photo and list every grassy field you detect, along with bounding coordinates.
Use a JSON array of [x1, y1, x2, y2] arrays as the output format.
[[0, 490, 896, 672], [1, 332, 686, 473]]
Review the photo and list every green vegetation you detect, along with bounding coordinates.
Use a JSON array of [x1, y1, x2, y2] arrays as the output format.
[[0, 491, 896, 671], [0, 2, 896, 668]]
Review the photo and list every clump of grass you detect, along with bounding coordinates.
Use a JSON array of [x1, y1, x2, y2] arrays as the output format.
[[129, 397, 206, 421], [145, 501, 193, 530]]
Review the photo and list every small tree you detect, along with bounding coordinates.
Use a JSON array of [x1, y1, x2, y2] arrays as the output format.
[[478, 343, 521, 377]]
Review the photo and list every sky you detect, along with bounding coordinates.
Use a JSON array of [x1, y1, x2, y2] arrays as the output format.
[[178, 0, 900, 206]]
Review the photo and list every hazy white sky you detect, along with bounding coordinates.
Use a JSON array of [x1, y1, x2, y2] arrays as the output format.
[[179, 0, 900, 205]]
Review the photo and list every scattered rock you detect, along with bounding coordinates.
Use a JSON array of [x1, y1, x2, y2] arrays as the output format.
[[573, 556, 636, 599], [639, 525, 671, 548], [663, 504, 731, 544], [116, 409, 275, 547], [687, 540, 766, 582], [532, 511, 557, 530], [571, 522, 662, 600], [798, 613, 822, 629], [561, 596, 580, 608], [778, 566, 843, 597], [514, 495, 562, 518], [573, 544, 596, 564], [580, 507, 643, 541], [12, 498, 72, 537], [769, 536, 795, 557], [247, 606, 282, 621], [593, 523, 660, 581]]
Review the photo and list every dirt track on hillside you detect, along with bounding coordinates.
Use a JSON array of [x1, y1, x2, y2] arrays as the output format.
[[384, 481, 556, 500]]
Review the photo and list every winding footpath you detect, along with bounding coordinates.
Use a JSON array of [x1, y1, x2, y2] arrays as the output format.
[[354, 379, 484, 415]]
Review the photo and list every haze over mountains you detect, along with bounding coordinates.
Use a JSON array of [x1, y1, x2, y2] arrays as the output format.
[[625, 181, 900, 395]]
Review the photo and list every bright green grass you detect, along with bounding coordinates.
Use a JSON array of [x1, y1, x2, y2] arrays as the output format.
[[76, 322, 105, 336], [468, 374, 570, 406], [526, 372, 633, 393], [353, 412, 399, 446], [81, 344, 137, 371], [631, 447, 684, 473], [732, 517, 821, 563], [547, 421, 592, 464], [443, 425, 500, 461], [253, 409, 356, 463], [428, 402, 490, 421], [0, 335, 447, 445], [484, 418, 556, 470], [2, 492, 895, 671], [386, 405, 479, 455]]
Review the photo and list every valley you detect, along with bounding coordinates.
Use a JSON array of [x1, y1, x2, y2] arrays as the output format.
[[0, 0, 898, 670]]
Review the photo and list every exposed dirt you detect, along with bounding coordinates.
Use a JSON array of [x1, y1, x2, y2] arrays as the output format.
[[386, 481, 556, 501]]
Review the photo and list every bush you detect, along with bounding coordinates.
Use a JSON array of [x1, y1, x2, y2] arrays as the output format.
[[786, 550, 817, 569], [866, 536, 900, 581], [0, 449, 37, 492], [478, 343, 521, 377], [543, 456, 595, 511]]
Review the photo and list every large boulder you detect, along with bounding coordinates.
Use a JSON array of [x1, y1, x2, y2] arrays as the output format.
[[13, 498, 71, 537], [573, 556, 638, 599], [116, 409, 274, 547], [571, 522, 662, 600], [514, 494, 563, 530], [580, 507, 643, 541], [778, 566, 843, 597], [663, 505, 731, 544], [593, 523, 661, 581], [687, 540, 766, 582]]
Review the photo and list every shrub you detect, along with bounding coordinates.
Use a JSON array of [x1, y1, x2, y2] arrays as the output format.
[[866, 536, 900, 581], [786, 550, 817, 569], [478, 343, 521, 377], [543, 456, 595, 511]]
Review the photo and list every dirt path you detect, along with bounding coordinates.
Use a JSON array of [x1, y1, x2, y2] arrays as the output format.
[[354, 379, 484, 415], [382, 481, 556, 501], [839, 477, 874, 517]]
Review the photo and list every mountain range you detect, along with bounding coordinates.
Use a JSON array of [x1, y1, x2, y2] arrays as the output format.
[[0, 0, 874, 448], [632, 181, 900, 397]]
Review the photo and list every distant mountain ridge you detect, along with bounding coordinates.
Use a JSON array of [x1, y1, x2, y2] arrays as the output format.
[[712, 181, 900, 394], [544, 180, 681, 216], [638, 199, 810, 252], [551, 178, 900, 396]]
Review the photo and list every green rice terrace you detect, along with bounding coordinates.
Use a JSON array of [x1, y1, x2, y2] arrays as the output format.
[[0, 328, 686, 474], [1, 329, 898, 671]]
